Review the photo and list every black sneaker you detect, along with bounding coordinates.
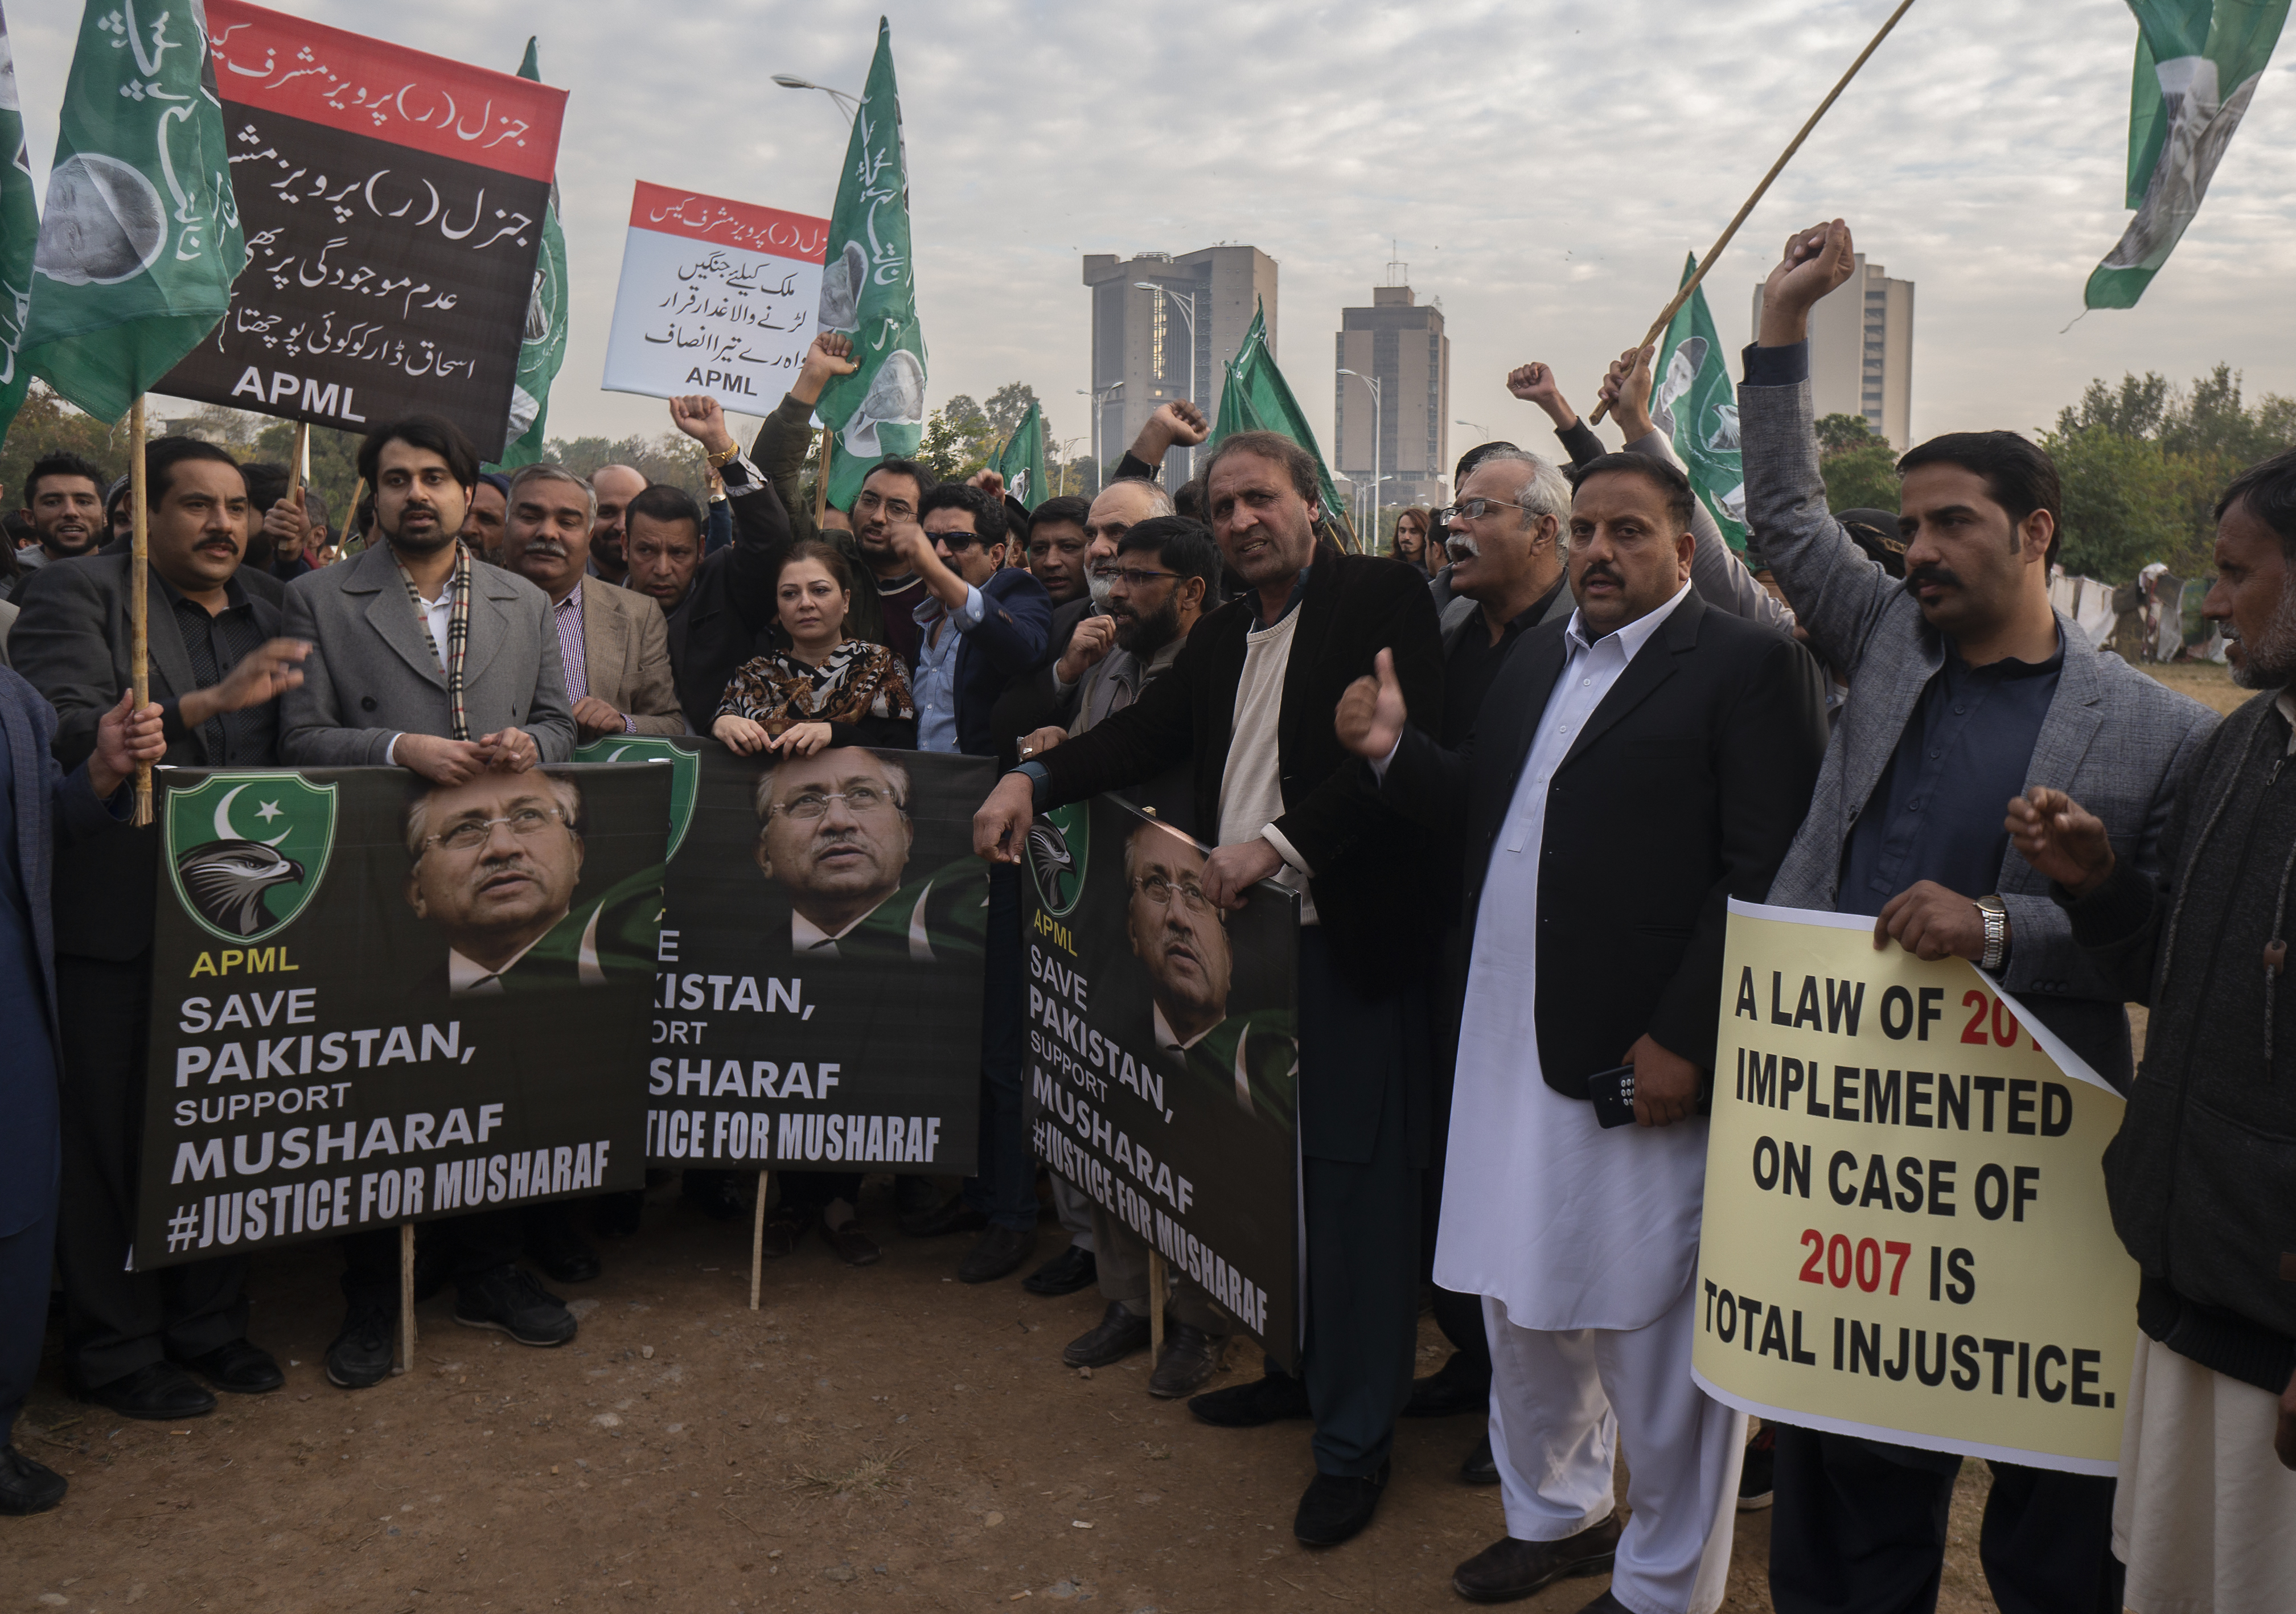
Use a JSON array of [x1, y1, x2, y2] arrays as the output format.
[[1738, 1422, 1775, 1511], [326, 1299, 397, 1390], [0, 1447, 66, 1516], [453, 1265, 577, 1347]]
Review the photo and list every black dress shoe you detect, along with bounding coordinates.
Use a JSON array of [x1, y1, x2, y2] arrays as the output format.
[[1188, 1370, 1312, 1428], [1460, 1431, 1500, 1485], [591, 1189, 645, 1239], [1021, 1243, 1098, 1296], [1062, 1302, 1151, 1368], [524, 1204, 602, 1284], [1293, 1461, 1389, 1547], [759, 1213, 805, 1259], [680, 1170, 747, 1223], [0, 1447, 66, 1516], [818, 1216, 882, 1267], [327, 1299, 397, 1390], [957, 1224, 1036, 1284], [1148, 1325, 1225, 1398], [1403, 1352, 1490, 1418], [79, 1361, 216, 1420], [453, 1265, 576, 1347], [170, 1338, 284, 1394], [902, 1194, 988, 1239], [1738, 1421, 1775, 1511], [1451, 1516, 1622, 1603]]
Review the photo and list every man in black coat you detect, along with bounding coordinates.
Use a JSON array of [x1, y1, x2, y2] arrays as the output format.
[[1339, 451, 1827, 1610], [975, 430, 1443, 1549]]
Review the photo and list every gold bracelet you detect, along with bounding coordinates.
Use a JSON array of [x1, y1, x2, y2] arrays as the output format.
[[706, 441, 741, 467]]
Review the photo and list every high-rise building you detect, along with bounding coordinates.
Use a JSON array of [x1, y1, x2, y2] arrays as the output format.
[[1751, 253, 1913, 447], [1334, 270, 1449, 518], [1081, 245, 1278, 482]]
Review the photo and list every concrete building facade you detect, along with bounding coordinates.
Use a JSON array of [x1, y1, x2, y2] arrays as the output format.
[[1082, 245, 1278, 482], [1334, 281, 1449, 517], [1752, 253, 1913, 448]]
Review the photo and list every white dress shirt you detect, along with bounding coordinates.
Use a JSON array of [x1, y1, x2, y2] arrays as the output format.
[[1432, 580, 1711, 1332]]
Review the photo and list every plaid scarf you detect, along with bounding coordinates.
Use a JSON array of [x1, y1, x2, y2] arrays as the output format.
[[396, 541, 474, 741]]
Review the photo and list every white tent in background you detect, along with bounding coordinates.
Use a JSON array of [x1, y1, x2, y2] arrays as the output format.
[[2048, 569, 2121, 650]]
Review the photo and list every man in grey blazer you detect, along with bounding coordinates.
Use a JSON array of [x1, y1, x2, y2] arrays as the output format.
[[1741, 218, 2218, 1614], [279, 415, 578, 1392]]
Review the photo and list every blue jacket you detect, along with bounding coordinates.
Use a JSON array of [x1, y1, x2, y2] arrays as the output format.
[[950, 566, 1050, 757]]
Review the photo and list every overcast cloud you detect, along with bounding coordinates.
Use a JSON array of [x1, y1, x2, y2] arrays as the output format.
[[10, 0, 2296, 464]]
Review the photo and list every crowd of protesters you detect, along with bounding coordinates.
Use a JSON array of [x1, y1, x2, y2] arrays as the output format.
[[0, 216, 2289, 1614]]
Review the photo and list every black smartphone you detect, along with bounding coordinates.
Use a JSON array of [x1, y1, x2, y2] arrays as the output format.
[[1587, 1065, 1637, 1129]]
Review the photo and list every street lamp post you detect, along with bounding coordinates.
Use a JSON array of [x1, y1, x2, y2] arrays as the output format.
[[1339, 368, 1382, 549], [1135, 282, 1198, 480], [770, 74, 860, 121], [1077, 383, 1123, 495], [1050, 436, 1087, 497]]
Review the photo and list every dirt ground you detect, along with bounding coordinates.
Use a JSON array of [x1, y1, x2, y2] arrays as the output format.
[[2139, 657, 2250, 717], [1, 1174, 2013, 1614]]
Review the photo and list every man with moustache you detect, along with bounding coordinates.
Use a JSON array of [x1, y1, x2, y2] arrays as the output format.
[[588, 464, 646, 588], [1023, 496, 1093, 606], [499, 464, 682, 741]]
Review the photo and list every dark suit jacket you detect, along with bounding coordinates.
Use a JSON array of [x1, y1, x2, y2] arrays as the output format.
[[667, 469, 794, 731], [948, 566, 1050, 758], [1381, 589, 1827, 1091], [11, 553, 286, 960]]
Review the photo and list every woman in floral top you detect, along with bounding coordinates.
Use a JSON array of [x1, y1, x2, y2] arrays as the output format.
[[713, 540, 917, 754]]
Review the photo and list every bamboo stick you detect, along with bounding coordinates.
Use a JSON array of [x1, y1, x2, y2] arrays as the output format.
[[813, 426, 832, 530], [750, 1171, 770, 1309], [128, 397, 151, 827], [396, 1222, 416, 1375]]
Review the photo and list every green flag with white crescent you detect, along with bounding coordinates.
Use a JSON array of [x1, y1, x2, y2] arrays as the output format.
[[1654, 253, 1748, 552], [992, 399, 1047, 507], [1208, 303, 1349, 535], [2086, 0, 2291, 309], [814, 18, 926, 508], [0, 2, 39, 446], [492, 36, 568, 472], [19, 0, 246, 424]]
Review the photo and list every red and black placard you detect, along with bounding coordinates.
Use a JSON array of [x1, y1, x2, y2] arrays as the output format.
[[158, 2, 566, 459]]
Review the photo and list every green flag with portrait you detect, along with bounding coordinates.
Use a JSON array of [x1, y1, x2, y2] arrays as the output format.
[[813, 18, 927, 508], [491, 36, 569, 472], [19, 0, 246, 424], [992, 399, 1048, 508], [0, 2, 39, 446], [1654, 253, 1749, 553], [1208, 302, 1349, 535]]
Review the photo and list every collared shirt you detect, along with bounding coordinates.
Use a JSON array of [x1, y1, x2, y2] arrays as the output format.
[[413, 581, 454, 672], [450, 934, 547, 995], [552, 586, 589, 705], [158, 572, 276, 764], [1837, 639, 2065, 917], [793, 905, 873, 956], [1430, 577, 1706, 1331], [1441, 574, 1566, 748], [911, 583, 987, 754]]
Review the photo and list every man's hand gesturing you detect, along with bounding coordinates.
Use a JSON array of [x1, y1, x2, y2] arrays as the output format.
[[1598, 346, 1657, 441], [1128, 400, 1210, 466], [1507, 363, 1576, 429], [1334, 648, 1407, 762], [668, 395, 736, 459], [974, 773, 1037, 864], [1760, 219, 1856, 346], [1057, 615, 1117, 684], [2007, 787, 2116, 898]]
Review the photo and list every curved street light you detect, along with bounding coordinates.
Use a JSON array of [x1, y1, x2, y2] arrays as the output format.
[[771, 74, 860, 120]]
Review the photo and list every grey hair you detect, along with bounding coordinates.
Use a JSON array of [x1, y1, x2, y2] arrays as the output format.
[[1473, 449, 1572, 525], [1097, 477, 1175, 521], [404, 770, 584, 859], [752, 749, 911, 823], [508, 462, 598, 527]]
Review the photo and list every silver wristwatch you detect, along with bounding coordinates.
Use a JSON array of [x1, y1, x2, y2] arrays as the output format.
[[1976, 896, 2008, 974]]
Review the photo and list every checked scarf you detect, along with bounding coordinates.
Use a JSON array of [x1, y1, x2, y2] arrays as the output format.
[[396, 542, 474, 741]]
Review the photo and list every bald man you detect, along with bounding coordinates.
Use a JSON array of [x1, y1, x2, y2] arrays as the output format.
[[589, 465, 646, 588]]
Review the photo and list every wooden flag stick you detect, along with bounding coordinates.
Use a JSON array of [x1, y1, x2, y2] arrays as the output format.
[[813, 426, 832, 529], [395, 1222, 416, 1375], [1147, 1251, 1168, 1364], [127, 397, 153, 827], [1588, 0, 1919, 426], [287, 419, 311, 518], [749, 1171, 770, 1310]]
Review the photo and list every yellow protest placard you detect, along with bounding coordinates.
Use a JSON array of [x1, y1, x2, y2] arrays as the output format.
[[1694, 899, 2139, 1474]]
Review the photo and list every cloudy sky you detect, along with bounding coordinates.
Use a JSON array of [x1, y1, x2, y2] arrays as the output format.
[[12, 0, 2296, 467]]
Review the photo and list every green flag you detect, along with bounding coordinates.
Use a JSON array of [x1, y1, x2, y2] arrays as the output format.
[[2086, 0, 2291, 309], [491, 36, 568, 472], [1653, 254, 1749, 552], [992, 399, 1048, 507], [0, 2, 39, 446], [19, 0, 245, 424], [1208, 303, 1349, 535], [814, 19, 926, 508]]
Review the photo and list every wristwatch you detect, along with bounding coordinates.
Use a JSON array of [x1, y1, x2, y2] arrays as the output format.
[[1976, 896, 2009, 974]]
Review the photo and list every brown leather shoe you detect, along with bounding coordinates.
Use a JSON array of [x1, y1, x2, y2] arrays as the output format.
[[1147, 1325, 1225, 1398], [1451, 1516, 1623, 1603], [818, 1216, 881, 1267]]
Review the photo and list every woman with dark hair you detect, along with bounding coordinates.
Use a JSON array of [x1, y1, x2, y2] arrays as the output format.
[[1391, 506, 1434, 574], [712, 540, 917, 755]]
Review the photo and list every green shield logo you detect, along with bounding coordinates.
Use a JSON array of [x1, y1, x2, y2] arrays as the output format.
[[165, 774, 338, 945], [1028, 803, 1089, 918], [575, 737, 701, 861]]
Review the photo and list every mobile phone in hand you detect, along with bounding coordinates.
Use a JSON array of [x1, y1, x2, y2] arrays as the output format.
[[1587, 1065, 1637, 1129]]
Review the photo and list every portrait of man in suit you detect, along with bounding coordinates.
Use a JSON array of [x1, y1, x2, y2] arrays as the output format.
[[405, 769, 609, 994]]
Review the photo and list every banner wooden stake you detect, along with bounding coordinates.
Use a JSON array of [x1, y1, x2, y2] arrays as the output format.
[[395, 1222, 416, 1374], [127, 397, 153, 827], [345, 476, 368, 555], [1589, 0, 1918, 426], [1148, 1251, 1168, 1362], [750, 1171, 770, 1309], [813, 426, 831, 529], [287, 420, 311, 520]]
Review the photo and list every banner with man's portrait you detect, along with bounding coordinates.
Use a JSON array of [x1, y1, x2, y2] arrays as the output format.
[[573, 737, 991, 1174], [135, 763, 668, 1270], [1023, 794, 1302, 1370]]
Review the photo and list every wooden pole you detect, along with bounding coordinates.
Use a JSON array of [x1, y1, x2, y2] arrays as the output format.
[[1147, 1251, 1168, 1363], [749, 1170, 770, 1310], [128, 397, 152, 827], [395, 1222, 416, 1375], [344, 476, 368, 555], [287, 418, 310, 520], [813, 426, 832, 530], [1588, 0, 1919, 425]]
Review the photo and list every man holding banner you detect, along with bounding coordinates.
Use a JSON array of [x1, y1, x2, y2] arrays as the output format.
[[1740, 217, 2219, 1614]]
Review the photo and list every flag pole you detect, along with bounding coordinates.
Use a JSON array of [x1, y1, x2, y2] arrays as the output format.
[[396, 1222, 415, 1374], [128, 397, 153, 827], [287, 420, 310, 520], [1588, 0, 1918, 425], [749, 1171, 769, 1309], [814, 428, 832, 530]]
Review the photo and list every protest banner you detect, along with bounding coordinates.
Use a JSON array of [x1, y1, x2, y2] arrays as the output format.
[[1023, 795, 1301, 1370], [1695, 898, 2140, 1473], [601, 181, 828, 408], [134, 763, 667, 1270], [154, 0, 567, 458], [573, 736, 989, 1174]]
